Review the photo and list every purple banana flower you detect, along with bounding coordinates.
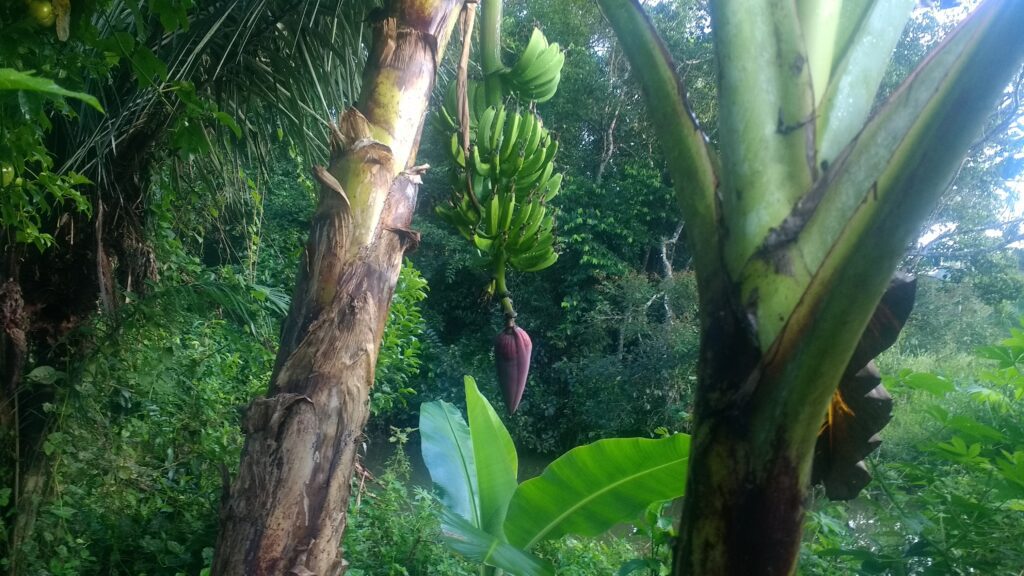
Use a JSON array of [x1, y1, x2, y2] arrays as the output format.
[[494, 325, 533, 414]]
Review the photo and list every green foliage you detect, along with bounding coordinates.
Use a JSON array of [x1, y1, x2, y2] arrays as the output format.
[[8, 291, 274, 574], [802, 319, 1024, 575], [0, 2, 109, 251], [551, 272, 700, 442], [0, 71, 95, 249], [344, 434, 475, 576], [375, 262, 430, 416], [419, 377, 689, 574], [886, 275, 1013, 359], [0, 139, 432, 572], [533, 535, 640, 576]]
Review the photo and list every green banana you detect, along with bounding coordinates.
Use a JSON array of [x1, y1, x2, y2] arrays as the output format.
[[457, 190, 480, 226], [515, 229, 555, 256], [519, 44, 561, 88], [511, 248, 558, 272], [443, 78, 489, 131], [473, 233, 495, 253], [503, 149, 526, 179], [511, 204, 546, 251], [522, 115, 544, 159], [505, 27, 565, 103], [472, 146, 492, 178], [528, 70, 561, 103], [510, 29, 548, 78], [439, 103, 458, 131], [486, 192, 501, 237], [514, 211, 556, 254], [541, 172, 562, 202], [436, 202, 474, 240], [498, 190, 516, 232], [472, 81, 488, 120], [500, 109, 522, 162], [490, 105, 507, 154], [508, 195, 534, 231], [479, 107, 496, 156], [519, 134, 552, 177], [450, 133, 466, 167], [518, 157, 556, 194]]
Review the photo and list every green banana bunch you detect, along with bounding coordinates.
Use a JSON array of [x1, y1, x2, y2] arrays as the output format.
[[435, 25, 567, 278], [436, 169, 561, 275], [464, 105, 560, 198], [503, 28, 565, 104], [437, 102, 563, 274]]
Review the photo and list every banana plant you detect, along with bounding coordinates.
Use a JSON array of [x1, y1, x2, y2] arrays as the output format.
[[596, 0, 1024, 574], [420, 376, 691, 575], [434, 0, 566, 414], [212, 3, 466, 573]]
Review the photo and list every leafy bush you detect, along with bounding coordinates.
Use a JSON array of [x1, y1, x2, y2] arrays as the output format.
[[10, 298, 273, 575], [374, 262, 430, 416], [345, 430, 475, 576]]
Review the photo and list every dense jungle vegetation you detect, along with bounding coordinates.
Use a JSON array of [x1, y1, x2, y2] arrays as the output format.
[[1, 0, 1023, 574]]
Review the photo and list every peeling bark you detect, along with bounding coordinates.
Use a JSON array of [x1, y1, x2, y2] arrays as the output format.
[[212, 2, 461, 574], [214, 170, 426, 576], [0, 280, 26, 433]]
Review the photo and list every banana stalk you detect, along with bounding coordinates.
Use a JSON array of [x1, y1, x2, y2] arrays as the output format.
[[597, 0, 1024, 574], [212, 3, 463, 574]]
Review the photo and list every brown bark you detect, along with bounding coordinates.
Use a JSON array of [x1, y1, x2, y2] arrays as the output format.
[[671, 288, 798, 576], [212, 2, 461, 574], [0, 280, 26, 433]]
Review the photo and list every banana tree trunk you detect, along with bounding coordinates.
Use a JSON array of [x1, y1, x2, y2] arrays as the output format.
[[212, 3, 461, 574], [595, 1, 1024, 575]]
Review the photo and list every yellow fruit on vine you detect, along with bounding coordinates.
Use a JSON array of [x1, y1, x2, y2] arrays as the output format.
[[28, 1, 55, 27], [1, 165, 13, 187]]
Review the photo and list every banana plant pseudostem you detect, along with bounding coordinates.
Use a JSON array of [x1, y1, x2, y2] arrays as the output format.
[[596, 0, 1024, 574], [211, 2, 463, 574]]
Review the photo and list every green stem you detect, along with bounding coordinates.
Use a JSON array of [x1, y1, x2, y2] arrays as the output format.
[[494, 257, 516, 327], [480, 0, 504, 106]]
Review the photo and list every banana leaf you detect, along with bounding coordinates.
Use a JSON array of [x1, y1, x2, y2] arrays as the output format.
[[420, 399, 480, 526], [503, 434, 690, 549], [439, 507, 553, 576], [465, 375, 519, 537], [0, 68, 103, 112]]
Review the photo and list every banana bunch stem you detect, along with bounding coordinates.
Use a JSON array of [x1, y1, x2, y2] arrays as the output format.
[[494, 257, 517, 328], [480, 0, 504, 106]]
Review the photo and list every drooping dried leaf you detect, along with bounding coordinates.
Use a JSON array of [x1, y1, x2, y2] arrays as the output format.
[[812, 274, 915, 500]]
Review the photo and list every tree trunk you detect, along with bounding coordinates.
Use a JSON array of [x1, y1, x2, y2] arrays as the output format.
[[671, 293, 812, 576], [673, 385, 810, 576], [212, 2, 461, 574]]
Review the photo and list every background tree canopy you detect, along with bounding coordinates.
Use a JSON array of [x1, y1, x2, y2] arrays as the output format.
[[1, 0, 1022, 574]]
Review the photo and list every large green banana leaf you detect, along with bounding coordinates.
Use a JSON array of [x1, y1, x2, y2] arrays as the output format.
[[420, 399, 480, 526], [465, 376, 519, 537], [422, 382, 692, 574], [439, 508, 554, 576], [503, 434, 691, 549]]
